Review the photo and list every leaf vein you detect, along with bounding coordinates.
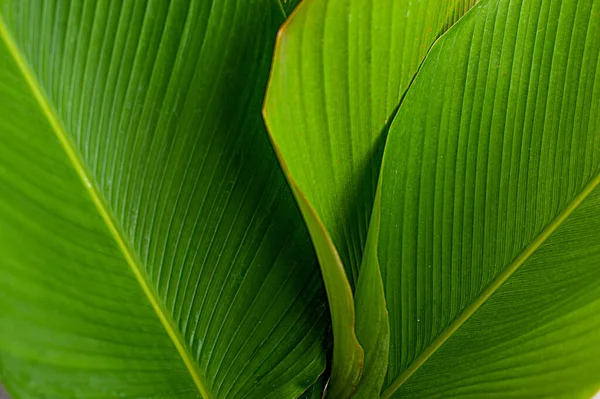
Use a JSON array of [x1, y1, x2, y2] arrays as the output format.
[[0, 14, 210, 399], [383, 172, 600, 398]]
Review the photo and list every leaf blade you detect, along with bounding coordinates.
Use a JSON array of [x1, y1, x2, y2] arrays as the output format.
[[264, 0, 481, 395], [0, 1, 328, 397], [395, 182, 600, 398], [375, 0, 600, 395], [0, 15, 211, 397]]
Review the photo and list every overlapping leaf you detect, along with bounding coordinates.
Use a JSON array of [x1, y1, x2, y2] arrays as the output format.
[[0, 1, 327, 398], [374, 0, 600, 396], [266, 0, 480, 288], [264, 0, 479, 396], [2, 0, 599, 398]]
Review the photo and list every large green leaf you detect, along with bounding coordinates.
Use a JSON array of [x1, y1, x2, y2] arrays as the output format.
[[0, 1, 328, 398], [374, 0, 600, 396], [264, 0, 479, 396]]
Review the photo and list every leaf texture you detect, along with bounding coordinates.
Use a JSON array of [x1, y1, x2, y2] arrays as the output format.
[[265, 0, 480, 287], [279, 0, 302, 16], [353, 185, 389, 399], [0, 1, 328, 398], [299, 374, 327, 399], [375, 0, 600, 395], [264, 0, 480, 395], [397, 179, 600, 398]]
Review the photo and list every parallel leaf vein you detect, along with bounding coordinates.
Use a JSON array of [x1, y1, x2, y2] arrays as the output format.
[[0, 14, 209, 399], [383, 172, 600, 398]]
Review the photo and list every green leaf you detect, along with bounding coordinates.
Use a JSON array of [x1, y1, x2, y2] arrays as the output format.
[[288, 182, 364, 399], [0, 1, 327, 398], [265, 0, 481, 287], [396, 179, 600, 398], [278, 0, 302, 16], [264, 0, 479, 395], [299, 373, 327, 399], [374, 0, 600, 396], [353, 185, 389, 399]]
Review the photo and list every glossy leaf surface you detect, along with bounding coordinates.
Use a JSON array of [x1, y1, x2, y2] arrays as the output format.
[[375, 0, 600, 396], [0, 1, 327, 398]]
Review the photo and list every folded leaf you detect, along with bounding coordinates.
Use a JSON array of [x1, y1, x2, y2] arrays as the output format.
[[265, 0, 480, 288], [288, 181, 364, 399], [375, 0, 600, 396], [353, 185, 389, 399], [264, 0, 479, 395], [0, 1, 327, 398]]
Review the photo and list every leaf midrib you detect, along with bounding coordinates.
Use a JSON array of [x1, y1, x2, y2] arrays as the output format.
[[0, 15, 210, 399], [382, 172, 600, 398]]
